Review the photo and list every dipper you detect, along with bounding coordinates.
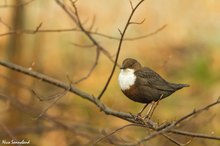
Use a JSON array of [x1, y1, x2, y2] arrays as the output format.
[[118, 58, 189, 104]]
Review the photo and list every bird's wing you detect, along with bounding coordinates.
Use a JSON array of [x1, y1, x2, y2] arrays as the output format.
[[134, 67, 175, 92]]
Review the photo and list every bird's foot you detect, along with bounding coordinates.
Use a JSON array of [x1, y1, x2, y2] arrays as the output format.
[[129, 112, 143, 121], [143, 115, 151, 121], [136, 113, 143, 120]]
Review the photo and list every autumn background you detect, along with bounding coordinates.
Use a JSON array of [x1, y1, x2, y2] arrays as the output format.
[[0, 0, 220, 146]]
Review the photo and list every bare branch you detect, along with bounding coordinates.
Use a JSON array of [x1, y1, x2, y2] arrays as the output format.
[[54, 0, 120, 84], [74, 47, 100, 84], [1, 60, 220, 145], [1, 1, 220, 145], [35, 94, 63, 119], [170, 129, 220, 141], [162, 134, 189, 146], [174, 97, 220, 125], [0, 17, 12, 30], [32, 89, 67, 101], [0, 93, 100, 141], [93, 123, 145, 145], [0, 60, 136, 123], [0, 0, 34, 8], [55, 0, 115, 64], [123, 24, 167, 41], [129, 18, 145, 25], [0, 123, 21, 146], [97, 0, 145, 99], [70, 42, 95, 48], [97, 0, 144, 99], [129, 0, 134, 10], [118, 28, 123, 36], [0, 24, 166, 41], [0, 28, 79, 37], [88, 15, 96, 31], [34, 22, 43, 33]]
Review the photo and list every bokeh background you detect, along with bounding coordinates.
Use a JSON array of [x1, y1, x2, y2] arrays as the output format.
[[0, 0, 220, 145]]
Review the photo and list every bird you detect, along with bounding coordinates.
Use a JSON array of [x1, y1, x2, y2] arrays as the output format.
[[118, 58, 189, 117]]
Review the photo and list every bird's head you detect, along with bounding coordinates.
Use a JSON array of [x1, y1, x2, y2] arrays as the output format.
[[120, 58, 142, 71]]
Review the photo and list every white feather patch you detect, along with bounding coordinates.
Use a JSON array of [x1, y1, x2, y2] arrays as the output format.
[[118, 69, 136, 90]]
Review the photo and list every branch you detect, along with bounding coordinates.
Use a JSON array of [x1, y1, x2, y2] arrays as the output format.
[[0, 24, 167, 41], [55, 0, 115, 64], [0, 17, 12, 30], [0, 123, 21, 146], [126, 97, 220, 145], [0, 27, 78, 37], [73, 46, 100, 84], [97, 0, 145, 99], [162, 134, 190, 146], [0, 60, 136, 123], [170, 129, 220, 141], [93, 124, 139, 145], [174, 97, 220, 125], [0, 93, 101, 141], [1, 61, 220, 145], [0, 0, 34, 8]]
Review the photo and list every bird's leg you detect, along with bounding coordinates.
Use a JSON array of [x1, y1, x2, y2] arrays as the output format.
[[144, 94, 164, 120], [135, 103, 148, 119], [144, 102, 155, 120]]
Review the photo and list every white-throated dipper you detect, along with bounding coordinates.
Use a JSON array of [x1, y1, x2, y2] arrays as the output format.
[[118, 58, 189, 104]]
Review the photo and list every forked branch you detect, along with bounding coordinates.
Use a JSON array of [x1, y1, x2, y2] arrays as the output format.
[[97, 0, 145, 99]]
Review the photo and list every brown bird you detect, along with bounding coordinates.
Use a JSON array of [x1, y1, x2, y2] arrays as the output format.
[[118, 58, 189, 116]]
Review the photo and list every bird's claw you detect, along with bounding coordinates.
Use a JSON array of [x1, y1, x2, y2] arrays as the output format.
[[129, 112, 144, 121]]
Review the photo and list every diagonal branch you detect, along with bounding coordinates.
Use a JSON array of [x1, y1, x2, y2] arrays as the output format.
[[74, 46, 100, 84], [174, 97, 220, 125], [1, 61, 220, 145], [55, 0, 114, 64], [0, 60, 136, 123], [93, 123, 141, 145], [170, 129, 220, 141], [97, 0, 145, 99]]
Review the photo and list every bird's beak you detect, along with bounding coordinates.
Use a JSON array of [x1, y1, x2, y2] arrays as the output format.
[[120, 65, 125, 69]]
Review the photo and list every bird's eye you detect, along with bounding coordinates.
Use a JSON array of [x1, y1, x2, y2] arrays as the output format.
[[129, 62, 135, 67]]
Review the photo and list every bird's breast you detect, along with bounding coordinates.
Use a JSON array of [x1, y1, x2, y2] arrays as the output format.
[[118, 69, 136, 91]]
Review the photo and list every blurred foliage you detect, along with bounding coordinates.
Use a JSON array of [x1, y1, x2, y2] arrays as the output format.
[[0, 0, 220, 146]]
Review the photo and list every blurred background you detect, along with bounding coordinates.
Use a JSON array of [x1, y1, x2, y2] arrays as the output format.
[[0, 0, 220, 145]]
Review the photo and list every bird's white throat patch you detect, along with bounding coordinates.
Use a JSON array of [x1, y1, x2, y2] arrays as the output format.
[[118, 69, 136, 90]]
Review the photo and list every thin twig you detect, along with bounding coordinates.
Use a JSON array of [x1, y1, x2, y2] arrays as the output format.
[[70, 42, 95, 48], [129, 18, 145, 25], [74, 47, 100, 84], [162, 134, 189, 146], [97, 0, 145, 99], [34, 94, 64, 119], [174, 97, 220, 125], [0, 28, 77, 37], [34, 22, 43, 33], [0, 24, 166, 41], [170, 129, 220, 141], [55, 0, 115, 64], [32, 89, 67, 101], [0, 17, 12, 30], [93, 124, 137, 145], [33, 79, 72, 119], [88, 15, 96, 31], [0, 60, 136, 123], [0, 123, 22, 146], [0, 0, 34, 8], [0, 93, 98, 141]]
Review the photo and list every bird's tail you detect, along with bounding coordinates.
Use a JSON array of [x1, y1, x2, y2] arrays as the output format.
[[170, 83, 190, 90]]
